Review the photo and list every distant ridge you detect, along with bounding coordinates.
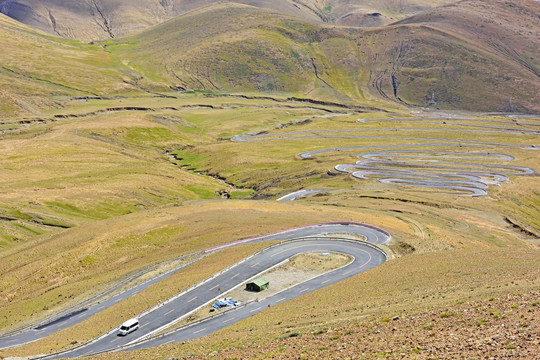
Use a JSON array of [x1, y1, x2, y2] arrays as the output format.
[[0, 0, 459, 41], [0, 0, 538, 113], [104, 1, 540, 112]]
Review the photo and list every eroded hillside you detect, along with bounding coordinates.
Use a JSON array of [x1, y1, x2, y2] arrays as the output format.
[[0, 13, 138, 118], [0, 0, 458, 41], [0, 1, 538, 358], [105, 1, 540, 112], [0, 1, 538, 113]]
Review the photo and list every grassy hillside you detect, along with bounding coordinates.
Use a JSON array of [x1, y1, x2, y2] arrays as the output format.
[[390, 0, 540, 112], [105, 4, 361, 103], [0, 1, 538, 358], [2, 1, 538, 112], [0, 13, 139, 118], [0, 0, 458, 41], [105, 1, 540, 112], [1, 95, 328, 247]]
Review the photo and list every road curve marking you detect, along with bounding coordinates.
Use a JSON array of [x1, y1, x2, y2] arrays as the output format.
[[15, 226, 390, 356], [271, 244, 317, 258], [235, 124, 538, 197]]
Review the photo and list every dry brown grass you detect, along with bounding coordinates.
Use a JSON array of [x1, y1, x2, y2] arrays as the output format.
[[0, 95, 342, 246], [0, 93, 537, 359], [81, 247, 539, 359], [141, 291, 540, 359], [0, 199, 408, 353], [0, 6, 538, 355]]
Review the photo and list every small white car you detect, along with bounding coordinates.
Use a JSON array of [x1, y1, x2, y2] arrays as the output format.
[[118, 318, 139, 336]]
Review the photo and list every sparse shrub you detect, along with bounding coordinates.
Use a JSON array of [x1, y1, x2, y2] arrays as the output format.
[[280, 331, 299, 339], [489, 309, 501, 319]]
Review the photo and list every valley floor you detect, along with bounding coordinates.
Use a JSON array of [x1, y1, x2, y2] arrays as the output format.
[[0, 93, 538, 359]]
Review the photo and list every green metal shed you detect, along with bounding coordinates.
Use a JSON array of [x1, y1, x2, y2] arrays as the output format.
[[245, 278, 269, 292]]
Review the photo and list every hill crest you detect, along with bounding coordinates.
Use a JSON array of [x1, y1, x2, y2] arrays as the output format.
[[0, 0, 459, 41]]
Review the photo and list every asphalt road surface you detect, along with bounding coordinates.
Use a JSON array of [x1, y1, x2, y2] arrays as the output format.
[[0, 254, 206, 350], [0, 223, 390, 358], [124, 238, 386, 352], [58, 238, 387, 358], [234, 116, 538, 197]]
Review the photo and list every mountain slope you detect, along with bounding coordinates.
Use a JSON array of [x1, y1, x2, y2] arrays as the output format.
[[0, 0, 459, 41], [387, 0, 540, 111], [0, 0, 538, 112], [0, 13, 140, 117], [105, 4, 363, 103], [0, 0, 319, 41], [293, 0, 458, 26], [105, 1, 540, 112]]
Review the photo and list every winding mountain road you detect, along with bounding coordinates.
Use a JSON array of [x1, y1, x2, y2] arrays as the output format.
[[0, 223, 390, 358], [122, 238, 386, 352], [234, 116, 539, 197]]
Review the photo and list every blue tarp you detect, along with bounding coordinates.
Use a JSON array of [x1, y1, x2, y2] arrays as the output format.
[[212, 298, 240, 309]]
